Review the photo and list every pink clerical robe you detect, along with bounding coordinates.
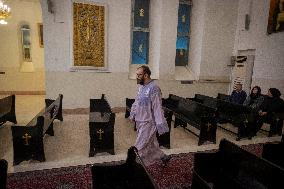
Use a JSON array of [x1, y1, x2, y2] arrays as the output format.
[[130, 80, 169, 166]]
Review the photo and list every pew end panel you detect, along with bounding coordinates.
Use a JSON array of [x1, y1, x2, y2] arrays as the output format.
[[262, 142, 284, 168], [173, 98, 217, 145], [45, 94, 63, 122], [11, 94, 63, 165], [89, 95, 115, 156], [268, 112, 284, 137], [0, 94, 17, 126], [12, 116, 45, 165], [0, 159, 8, 189], [125, 98, 135, 118], [89, 112, 115, 156]]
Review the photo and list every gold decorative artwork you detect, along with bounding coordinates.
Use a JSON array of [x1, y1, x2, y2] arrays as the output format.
[[139, 9, 144, 17], [182, 15, 186, 23], [267, 0, 284, 34], [73, 2, 105, 67]]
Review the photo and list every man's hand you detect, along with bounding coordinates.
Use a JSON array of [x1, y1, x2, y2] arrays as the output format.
[[129, 117, 135, 122], [258, 110, 267, 116]]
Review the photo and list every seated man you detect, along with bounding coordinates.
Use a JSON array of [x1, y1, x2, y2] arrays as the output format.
[[249, 88, 284, 137], [230, 83, 247, 104]]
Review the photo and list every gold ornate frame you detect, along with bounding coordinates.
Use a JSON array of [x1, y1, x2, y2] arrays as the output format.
[[71, 1, 108, 71]]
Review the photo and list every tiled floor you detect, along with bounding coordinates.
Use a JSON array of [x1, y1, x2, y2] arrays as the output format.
[[0, 95, 282, 173]]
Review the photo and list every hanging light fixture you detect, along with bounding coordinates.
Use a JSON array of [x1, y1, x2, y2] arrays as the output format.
[[0, 0, 11, 25]]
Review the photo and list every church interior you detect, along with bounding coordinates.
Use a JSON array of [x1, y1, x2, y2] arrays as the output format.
[[0, 0, 284, 188]]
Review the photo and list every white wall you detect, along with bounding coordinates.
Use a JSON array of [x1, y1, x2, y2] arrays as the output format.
[[189, 0, 207, 78], [41, 0, 238, 108], [234, 0, 284, 95], [0, 0, 45, 92], [199, 0, 238, 79], [158, 0, 178, 79], [40, 0, 284, 109]]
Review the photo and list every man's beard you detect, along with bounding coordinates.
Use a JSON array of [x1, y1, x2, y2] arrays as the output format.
[[137, 78, 144, 85]]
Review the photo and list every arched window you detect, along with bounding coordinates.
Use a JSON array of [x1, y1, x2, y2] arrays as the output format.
[[175, 0, 192, 66], [131, 0, 150, 64], [21, 25, 32, 62]]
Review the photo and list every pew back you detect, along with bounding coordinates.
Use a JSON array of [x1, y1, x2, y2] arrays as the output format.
[[163, 94, 184, 111], [92, 146, 158, 189], [192, 139, 284, 189], [217, 93, 230, 102], [173, 98, 217, 145]]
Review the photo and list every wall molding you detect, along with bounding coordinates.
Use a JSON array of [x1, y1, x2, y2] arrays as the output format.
[[0, 91, 46, 95]]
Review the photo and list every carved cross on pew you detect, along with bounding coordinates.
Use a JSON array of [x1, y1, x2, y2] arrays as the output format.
[[243, 119, 249, 128], [53, 105, 59, 117], [207, 122, 211, 132], [22, 133, 31, 145], [97, 129, 104, 140]]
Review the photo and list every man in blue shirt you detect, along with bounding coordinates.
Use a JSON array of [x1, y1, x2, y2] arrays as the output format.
[[230, 83, 247, 104]]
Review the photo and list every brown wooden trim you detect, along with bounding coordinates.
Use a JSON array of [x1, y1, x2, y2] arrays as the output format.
[[0, 91, 46, 95], [63, 107, 126, 114]]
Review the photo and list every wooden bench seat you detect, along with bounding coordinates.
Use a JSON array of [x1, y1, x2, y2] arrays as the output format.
[[190, 93, 253, 141], [11, 94, 63, 165], [165, 95, 217, 145]]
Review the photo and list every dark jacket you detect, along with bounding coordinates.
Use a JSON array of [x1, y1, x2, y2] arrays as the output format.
[[259, 96, 284, 114], [230, 90, 247, 104], [243, 95, 264, 111]]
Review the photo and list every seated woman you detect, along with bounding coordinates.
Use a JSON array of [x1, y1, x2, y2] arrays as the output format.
[[249, 88, 284, 138], [243, 86, 264, 112]]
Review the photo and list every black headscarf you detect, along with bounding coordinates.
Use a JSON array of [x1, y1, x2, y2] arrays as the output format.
[[250, 86, 262, 99], [269, 88, 281, 98]]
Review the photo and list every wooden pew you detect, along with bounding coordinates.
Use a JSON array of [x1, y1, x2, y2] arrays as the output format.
[[11, 94, 63, 165], [125, 98, 135, 118], [262, 137, 284, 168], [89, 94, 115, 156], [191, 139, 284, 189], [166, 96, 217, 146], [124, 97, 172, 149], [216, 98, 253, 140], [258, 112, 284, 137], [190, 93, 253, 141], [0, 95, 17, 126], [216, 93, 230, 102], [92, 146, 158, 189], [188, 94, 217, 108], [125, 98, 137, 131], [163, 94, 183, 111], [0, 159, 8, 189]]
